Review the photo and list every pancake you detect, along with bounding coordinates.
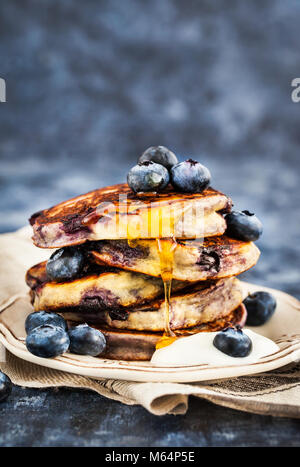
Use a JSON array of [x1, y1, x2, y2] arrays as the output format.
[[65, 303, 247, 360], [58, 277, 243, 332], [26, 261, 187, 313], [29, 183, 232, 248], [90, 236, 260, 282]]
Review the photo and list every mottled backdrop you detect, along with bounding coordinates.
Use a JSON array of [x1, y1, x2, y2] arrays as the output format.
[[1, 0, 300, 298]]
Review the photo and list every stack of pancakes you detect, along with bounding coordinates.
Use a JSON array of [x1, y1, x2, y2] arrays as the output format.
[[26, 183, 260, 360]]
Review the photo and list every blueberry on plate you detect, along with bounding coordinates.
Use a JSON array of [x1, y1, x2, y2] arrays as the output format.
[[68, 324, 106, 356], [26, 325, 70, 358], [244, 291, 277, 326], [170, 159, 211, 193], [25, 311, 67, 334], [127, 161, 170, 193], [46, 246, 85, 282], [225, 210, 263, 242], [138, 146, 178, 170], [213, 327, 252, 358], [0, 371, 12, 402]]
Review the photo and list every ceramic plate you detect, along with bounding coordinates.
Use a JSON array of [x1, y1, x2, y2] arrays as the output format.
[[0, 281, 300, 383]]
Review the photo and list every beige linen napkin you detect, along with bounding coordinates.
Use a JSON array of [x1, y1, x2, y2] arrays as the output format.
[[1, 227, 300, 418]]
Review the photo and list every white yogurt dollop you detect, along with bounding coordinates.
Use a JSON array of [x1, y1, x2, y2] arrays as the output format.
[[151, 329, 279, 367]]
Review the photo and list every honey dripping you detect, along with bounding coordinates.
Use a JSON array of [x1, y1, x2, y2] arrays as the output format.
[[127, 238, 138, 248], [126, 202, 150, 249], [156, 238, 175, 329], [126, 202, 178, 349], [126, 212, 140, 249], [155, 203, 178, 349]]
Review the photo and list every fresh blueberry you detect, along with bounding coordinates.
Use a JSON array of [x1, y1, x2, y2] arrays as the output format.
[[170, 159, 211, 193], [25, 311, 67, 334], [46, 246, 85, 282], [68, 324, 106, 356], [213, 327, 252, 357], [127, 161, 170, 193], [26, 325, 70, 358], [225, 210, 263, 242], [138, 146, 178, 170], [0, 371, 12, 402], [244, 291, 276, 326]]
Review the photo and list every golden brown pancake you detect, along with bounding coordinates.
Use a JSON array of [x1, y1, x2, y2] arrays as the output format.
[[26, 261, 187, 313], [58, 277, 243, 332], [65, 303, 247, 361], [29, 183, 232, 248], [90, 236, 260, 282]]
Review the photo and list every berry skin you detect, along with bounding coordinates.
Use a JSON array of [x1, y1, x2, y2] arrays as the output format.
[[213, 327, 252, 357], [127, 161, 170, 193], [244, 291, 277, 326], [0, 371, 12, 402], [225, 210, 263, 242], [25, 311, 67, 334], [138, 146, 178, 170], [170, 159, 211, 193], [46, 246, 85, 282], [68, 324, 106, 357], [26, 325, 70, 358]]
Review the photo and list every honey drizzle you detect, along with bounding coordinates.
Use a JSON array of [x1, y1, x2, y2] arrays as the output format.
[[126, 209, 141, 249], [126, 202, 178, 349], [156, 237, 177, 336], [155, 201, 178, 348], [127, 238, 138, 248]]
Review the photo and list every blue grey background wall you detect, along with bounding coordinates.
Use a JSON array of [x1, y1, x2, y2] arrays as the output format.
[[0, 0, 300, 297]]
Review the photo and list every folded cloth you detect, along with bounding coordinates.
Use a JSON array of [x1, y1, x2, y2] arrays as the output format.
[[1, 227, 300, 417]]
